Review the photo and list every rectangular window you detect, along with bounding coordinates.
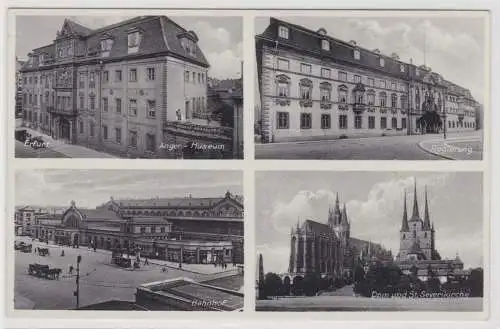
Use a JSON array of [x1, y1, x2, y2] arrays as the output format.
[[278, 26, 289, 39], [116, 98, 122, 113], [354, 49, 360, 60], [367, 78, 374, 87], [89, 72, 95, 88], [392, 82, 396, 90], [140, 227, 146, 234], [192, 72, 196, 83], [300, 85, 311, 100], [354, 75, 361, 84], [392, 117, 398, 129], [79, 120, 84, 133], [300, 113, 312, 129], [129, 68, 137, 82], [320, 88, 331, 102], [300, 63, 312, 75], [146, 133, 156, 152], [147, 67, 155, 81], [321, 68, 331, 78], [198, 73, 201, 84], [339, 115, 348, 129], [278, 59, 289, 70], [147, 100, 156, 118], [103, 71, 109, 83], [380, 80, 386, 88], [90, 122, 94, 137], [277, 81, 289, 97], [115, 128, 122, 143], [338, 71, 347, 82], [79, 73, 84, 88], [354, 115, 362, 129], [103, 125, 108, 139], [402, 118, 407, 129], [115, 70, 122, 82], [90, 96, 95, 110], [381, 117, 387, 129], [277, 112, 289, 129], [128, 32, 139, 48], [129, 131, 138, 148], [321, 114, 331, 129], [129, 99, 137, 116], [185, 71, 189, 82], [368, 116, 375, 129], [102, 97, 108, 112]]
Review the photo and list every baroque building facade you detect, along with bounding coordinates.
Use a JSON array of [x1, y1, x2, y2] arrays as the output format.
[[256, 18, 479, 143], [396, 181, 465, 282], [19, 16, 211, 158], [23, 191, 244, 264], [285, 194, 390, 284]]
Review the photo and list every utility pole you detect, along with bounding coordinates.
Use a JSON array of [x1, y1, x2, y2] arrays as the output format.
[[74, 255, 82, 309]]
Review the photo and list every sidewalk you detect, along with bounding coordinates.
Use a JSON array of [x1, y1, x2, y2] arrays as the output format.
[[23, 127, 116, 158], [418, 135, 483, 160], [20, 237, 238, 276]]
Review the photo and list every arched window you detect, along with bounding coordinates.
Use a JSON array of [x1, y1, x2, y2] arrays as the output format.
[[338, 85, 348, 103], [275, 74, 290, 97], [379, 92, 387, 107]]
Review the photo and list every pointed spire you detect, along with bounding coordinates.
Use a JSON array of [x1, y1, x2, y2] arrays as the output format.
[[412, 178, 420, 219], [424, 185, 431, 229], [401, 190, 409, 231], [341, 203, 348, 224]]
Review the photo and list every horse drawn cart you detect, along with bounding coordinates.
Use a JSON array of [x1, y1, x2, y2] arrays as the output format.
[[38, 247, 50, 256]]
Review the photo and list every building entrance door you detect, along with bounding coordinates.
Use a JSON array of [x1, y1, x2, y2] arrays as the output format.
[[60, 118, 71, 140]]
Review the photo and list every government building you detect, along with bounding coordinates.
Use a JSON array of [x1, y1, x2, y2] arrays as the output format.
[[18, 16, 238, 158], [256, 18, 479, 143], [284, 194, 391, 285], [395, 181, 466, 283], [21, 191, 244, 264]]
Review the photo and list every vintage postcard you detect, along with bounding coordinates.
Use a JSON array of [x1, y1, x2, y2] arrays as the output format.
[[14, 14, 243, 159], [254, 13, 488, 160], [12, 169, 244, 311], [255, 171, 486, 316]]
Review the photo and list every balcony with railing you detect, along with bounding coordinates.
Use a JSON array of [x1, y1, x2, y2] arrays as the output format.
[[47, 106, 78, 116], [352, 102, 366, 113]]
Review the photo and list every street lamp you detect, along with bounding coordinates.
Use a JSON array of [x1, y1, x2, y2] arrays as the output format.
[[74, 255, 82, 309]]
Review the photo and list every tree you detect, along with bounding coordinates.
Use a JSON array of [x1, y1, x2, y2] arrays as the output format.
[[263, 272, 283, 298], [467, 268, 483, 297], [212, 101, 234, 127]]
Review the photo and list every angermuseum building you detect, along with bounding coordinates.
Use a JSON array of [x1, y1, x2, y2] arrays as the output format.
[[19, 191, 244, 264], [256, 18, 480, 143], [18, 16, 240, 158]]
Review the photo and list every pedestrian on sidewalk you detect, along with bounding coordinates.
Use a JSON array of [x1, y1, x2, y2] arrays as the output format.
[[144, 257, 149, 265], [68, 265, 73, 275]]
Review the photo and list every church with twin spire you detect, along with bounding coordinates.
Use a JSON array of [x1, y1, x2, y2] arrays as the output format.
[[395, 179, 466, 282]]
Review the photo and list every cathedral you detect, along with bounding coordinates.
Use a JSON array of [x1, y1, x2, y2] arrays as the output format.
[[286, 193, 390, 280], [396, 180, 465, 282]]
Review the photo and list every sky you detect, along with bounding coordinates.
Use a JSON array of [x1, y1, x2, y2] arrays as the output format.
[[15, 170, 243, 209], [16, 15, 243, 79], [255, 14, 487, 104], [256, 171, 483, 274]]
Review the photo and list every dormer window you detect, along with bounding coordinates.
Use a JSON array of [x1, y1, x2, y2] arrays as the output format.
[[100, 37, 114, 57], [178, 31, 199, 57], [39, 54, 44, 66], [127, 29, 141, 54], [278, 25, 289, 39], [380, 57, 385, 67], [321, 39, 330, 51], [354, 49, 360, 60], [400, 63, 405, 72]]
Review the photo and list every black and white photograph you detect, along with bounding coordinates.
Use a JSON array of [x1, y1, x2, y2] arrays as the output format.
[[13, 169, 244, 311], [14, 14, 243, 159], [254, 13, 487, 160], [255, 171, 484, 312]]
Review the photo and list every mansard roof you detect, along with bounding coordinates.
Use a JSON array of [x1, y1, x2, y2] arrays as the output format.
[[21, 16, 209, 72], [110, 193, 243, 209], [256, 17, 475, 101], [257, 17, 410, 79]]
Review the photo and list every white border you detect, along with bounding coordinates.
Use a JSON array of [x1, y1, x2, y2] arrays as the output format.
[[1, 1, 498, 328]]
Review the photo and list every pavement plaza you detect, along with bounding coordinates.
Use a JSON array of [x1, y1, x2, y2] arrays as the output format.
[[14, 237, 236, 309]]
